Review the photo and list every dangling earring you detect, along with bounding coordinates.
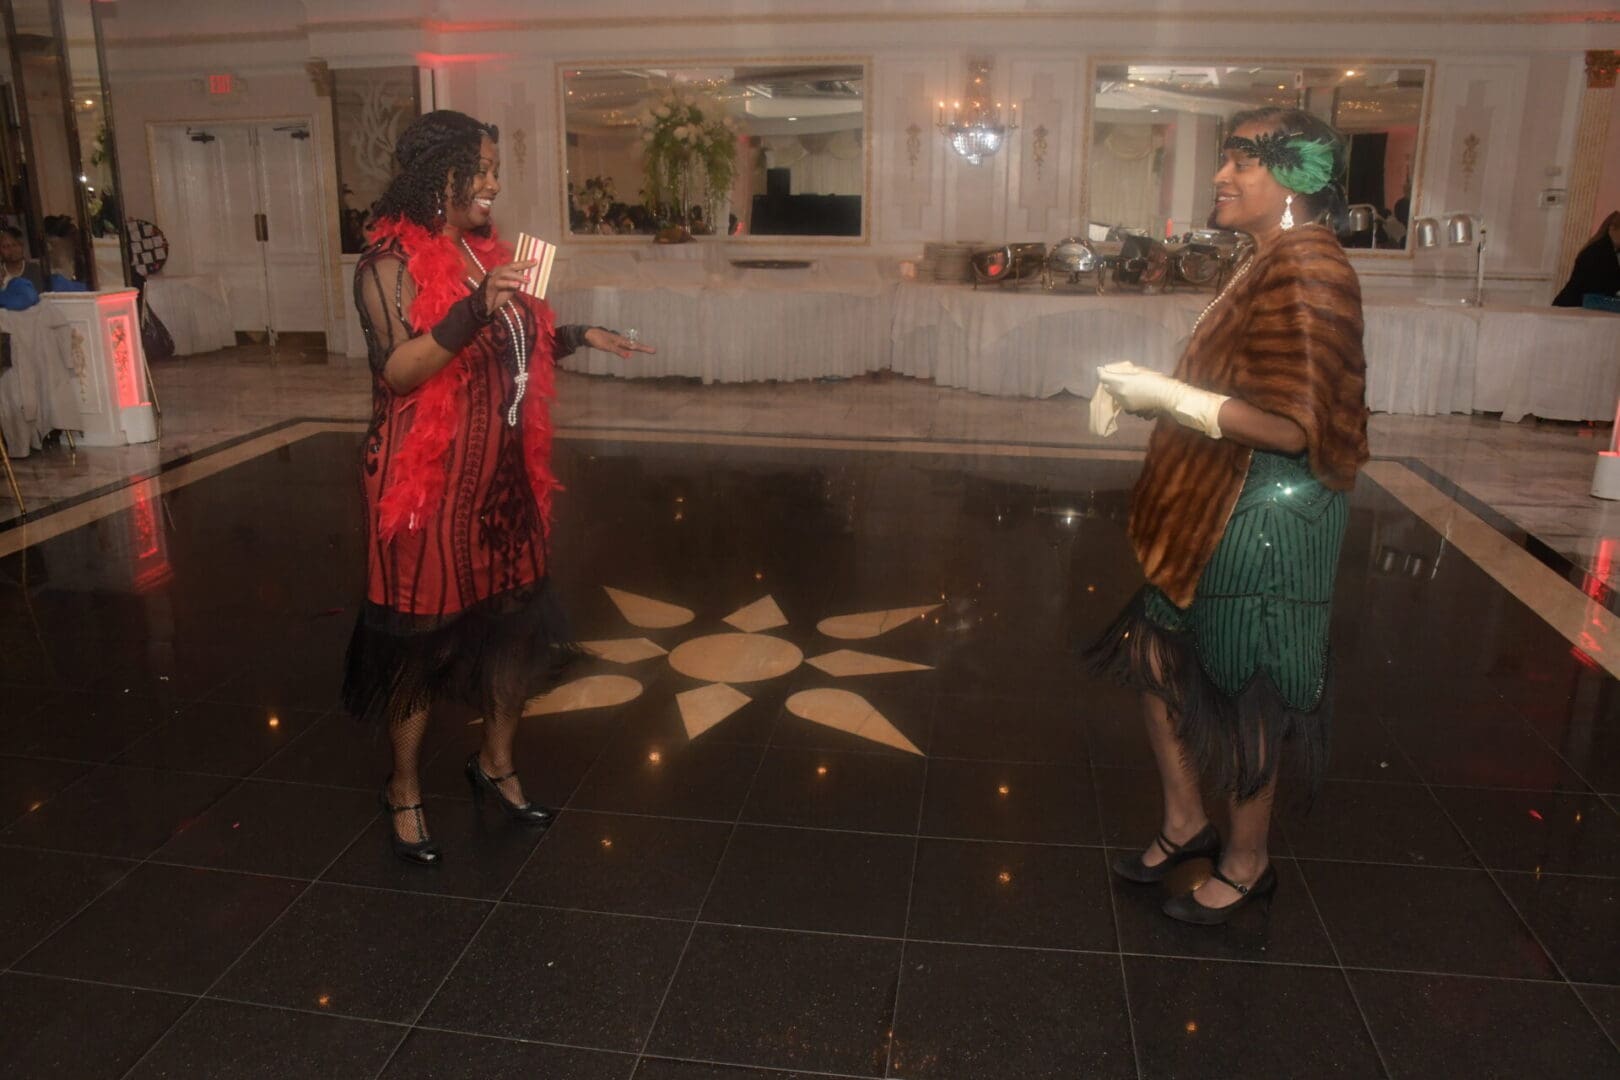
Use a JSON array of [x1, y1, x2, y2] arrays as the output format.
[[1280, 194, 1295, 231], [436, 192, 446, 221]]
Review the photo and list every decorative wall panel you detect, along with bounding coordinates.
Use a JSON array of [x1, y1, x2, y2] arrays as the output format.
[[876, 57, 949, 244], [1005, 60, 1080, 241]]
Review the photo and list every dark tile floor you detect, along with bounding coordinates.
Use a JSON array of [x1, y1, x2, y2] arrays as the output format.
[[1, 431, 1618, 1079]]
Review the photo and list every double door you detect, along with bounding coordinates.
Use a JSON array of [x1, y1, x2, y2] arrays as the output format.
[[150, 120, 325, 341]]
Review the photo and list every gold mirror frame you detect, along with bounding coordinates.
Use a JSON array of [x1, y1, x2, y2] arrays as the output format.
[[555, 55, 873, 246], [1080, 56, 1434, 260]]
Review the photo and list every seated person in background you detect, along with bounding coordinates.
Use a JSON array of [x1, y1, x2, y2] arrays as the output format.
[[0, 227, 48, 293], [1554, 211, 1620, 307], [42, 215, 87, 287], [0, 226, 47, 308]]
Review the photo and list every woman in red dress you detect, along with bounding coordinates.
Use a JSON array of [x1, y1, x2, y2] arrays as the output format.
[[344, 111, 652, 864]]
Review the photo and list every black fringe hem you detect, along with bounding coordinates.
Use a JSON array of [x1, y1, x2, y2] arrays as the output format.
[[342, 578, 582, 729], [1084, 587, 1330, 805]]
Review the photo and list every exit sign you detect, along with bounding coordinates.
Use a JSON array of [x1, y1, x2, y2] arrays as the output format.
[[207, 74, 233, 95]]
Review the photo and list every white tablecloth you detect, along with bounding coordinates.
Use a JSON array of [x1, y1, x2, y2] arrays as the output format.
[[144, 274, 235, 356], [1360, 298, 1479, 416], [550, 263, 894, 384], [890, 284, 1203, 397], [891, 283, 1620, 420], [0, 302, 82, 457], [1472, 306, 1620, 422], [546, 262, 1620, 420]]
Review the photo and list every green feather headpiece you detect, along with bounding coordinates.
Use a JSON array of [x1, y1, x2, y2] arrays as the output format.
[[1224, 130, 1336, 195]]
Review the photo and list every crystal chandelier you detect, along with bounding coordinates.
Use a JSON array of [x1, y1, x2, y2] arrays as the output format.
[[936, 59, 1017, 165]]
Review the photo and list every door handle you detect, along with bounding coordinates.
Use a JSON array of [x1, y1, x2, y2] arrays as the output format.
[[254, 213, 268, 243]]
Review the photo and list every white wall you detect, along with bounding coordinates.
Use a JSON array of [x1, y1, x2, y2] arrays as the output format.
[[97, 1, 1620, 306]]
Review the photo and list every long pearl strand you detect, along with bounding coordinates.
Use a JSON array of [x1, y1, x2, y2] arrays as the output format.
[[459, 238, 529, 427], [1189, 253, 1255, 338]]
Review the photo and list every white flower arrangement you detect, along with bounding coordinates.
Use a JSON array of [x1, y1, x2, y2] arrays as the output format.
[[636, 85, 738, 232]]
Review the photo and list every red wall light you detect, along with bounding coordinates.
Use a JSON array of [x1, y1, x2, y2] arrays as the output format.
[[207, 74, 234, 95]]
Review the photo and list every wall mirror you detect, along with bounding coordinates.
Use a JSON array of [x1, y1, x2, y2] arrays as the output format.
[[560, 59, 868, 240], [331, 66, 420, 254], [0, 0, 127, 288], [1088, 61, 1430, 254]]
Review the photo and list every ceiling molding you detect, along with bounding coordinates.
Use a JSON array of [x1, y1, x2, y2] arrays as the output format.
[[96, 9, 1620, 50]]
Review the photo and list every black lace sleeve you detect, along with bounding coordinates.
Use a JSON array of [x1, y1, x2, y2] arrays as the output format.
[[553, 323, 592, 361], [354, 250, 420, 375]]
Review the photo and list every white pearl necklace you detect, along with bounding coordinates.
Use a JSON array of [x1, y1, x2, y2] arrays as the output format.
[[460, 237, 529, 427], [1190, 253, 1255, 338]]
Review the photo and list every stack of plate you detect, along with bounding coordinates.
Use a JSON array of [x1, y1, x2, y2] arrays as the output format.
[[917, 241, 979, 284]]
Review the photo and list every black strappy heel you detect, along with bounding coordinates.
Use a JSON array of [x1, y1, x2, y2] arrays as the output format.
[[380, 781, 441, 866], [1162, 862, 1278, 925], [465, 753, 554, 828], [1111, 822, 1221, 884]]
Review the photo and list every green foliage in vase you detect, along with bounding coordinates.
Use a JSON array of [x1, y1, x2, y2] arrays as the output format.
[[637, 87, 738, 231]]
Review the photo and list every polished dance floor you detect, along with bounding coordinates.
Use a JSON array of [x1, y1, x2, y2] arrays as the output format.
[[1, 426, 1617, 1079]]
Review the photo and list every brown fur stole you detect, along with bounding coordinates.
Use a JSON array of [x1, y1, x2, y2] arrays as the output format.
[[1128, 224, 1369, 608]]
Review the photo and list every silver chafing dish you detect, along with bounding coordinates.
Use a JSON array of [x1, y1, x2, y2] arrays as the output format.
[[1083, 233, 1172, 294], [970, 242, 1047, 287], [1043, 237, 1104, 292], [1166, 229, 1249, 290]]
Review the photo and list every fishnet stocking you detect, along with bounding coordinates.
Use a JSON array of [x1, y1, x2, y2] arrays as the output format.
[[387, 708, 432, 844], [478, 705, 529, 807]]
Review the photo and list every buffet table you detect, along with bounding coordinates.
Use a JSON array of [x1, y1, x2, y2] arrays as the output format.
[[1472, 306, 1620, 422], [889, 285, 1203, 397], [890, 284, 1620, 421], [545, 256, 1620, 421], [550, 258, 892, 385]]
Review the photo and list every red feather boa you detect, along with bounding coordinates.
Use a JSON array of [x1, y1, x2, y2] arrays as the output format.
[[368, 217, 560, 543]]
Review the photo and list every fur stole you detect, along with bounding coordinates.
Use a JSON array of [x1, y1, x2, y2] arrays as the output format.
[[1129, 225, 1369, 608], [367, 216, 560, 543]]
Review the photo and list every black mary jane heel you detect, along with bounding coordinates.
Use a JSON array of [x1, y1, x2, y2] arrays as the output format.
[[1162, 863, 1278, 925], [465, 753, 555, 828], [380, 783, 441, 866], [1111, 822, 1221, 884]]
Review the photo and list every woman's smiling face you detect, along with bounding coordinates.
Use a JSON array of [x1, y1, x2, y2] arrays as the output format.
[[446, 135, 500, 231], [1210, 121, 1293, 243]]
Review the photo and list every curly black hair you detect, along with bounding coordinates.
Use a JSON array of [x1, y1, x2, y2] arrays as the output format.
[[1227, 107, 1349, 230], [370, 110, 500, 231]]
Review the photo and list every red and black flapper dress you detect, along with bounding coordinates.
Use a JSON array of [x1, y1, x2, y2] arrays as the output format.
[[342, 224, 588, 728]]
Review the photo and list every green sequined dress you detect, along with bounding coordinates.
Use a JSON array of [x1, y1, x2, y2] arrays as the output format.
[[1089, 450, 1349, 799]]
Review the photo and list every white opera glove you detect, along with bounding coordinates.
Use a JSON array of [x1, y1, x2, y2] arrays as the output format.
[[1095, 361, 1231, 439]]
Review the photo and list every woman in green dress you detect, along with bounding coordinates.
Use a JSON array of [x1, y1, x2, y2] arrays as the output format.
[[1088, 108, 1370, 924]]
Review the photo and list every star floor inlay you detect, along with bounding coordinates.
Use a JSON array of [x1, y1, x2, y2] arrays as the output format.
[[523, 588, 935, 753]]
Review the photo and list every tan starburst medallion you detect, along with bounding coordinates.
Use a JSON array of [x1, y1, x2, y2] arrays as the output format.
[[518, 587, 941, 754]]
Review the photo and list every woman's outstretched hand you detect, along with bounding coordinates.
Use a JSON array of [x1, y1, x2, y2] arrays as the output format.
[[479, 259, 539, 315], [585, 327, 657, 359]]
